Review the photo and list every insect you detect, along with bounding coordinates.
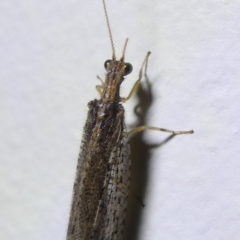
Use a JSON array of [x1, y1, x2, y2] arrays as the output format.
[[66, 0, 194, 239]]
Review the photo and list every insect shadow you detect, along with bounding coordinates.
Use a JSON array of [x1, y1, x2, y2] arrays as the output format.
[[124, 61, 176, 240]]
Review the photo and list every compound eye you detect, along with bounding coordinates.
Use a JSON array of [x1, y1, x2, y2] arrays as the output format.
[[123, 63, 133, 76], [104, 59, 112, 70]]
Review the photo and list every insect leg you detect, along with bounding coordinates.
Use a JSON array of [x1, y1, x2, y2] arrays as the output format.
[[125, 126, 194, 137], [96, 75, 105, 95], [121, 51, 151, 103]]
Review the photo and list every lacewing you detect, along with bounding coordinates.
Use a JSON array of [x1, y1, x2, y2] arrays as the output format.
[[66, 1, 193, 239]]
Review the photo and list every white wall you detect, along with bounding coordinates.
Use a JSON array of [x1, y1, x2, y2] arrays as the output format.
[[1, 0, 240, 239]]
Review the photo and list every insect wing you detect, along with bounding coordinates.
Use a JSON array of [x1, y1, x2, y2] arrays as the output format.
[[67, 100, 130, 240], [92, 126, 130, 239]]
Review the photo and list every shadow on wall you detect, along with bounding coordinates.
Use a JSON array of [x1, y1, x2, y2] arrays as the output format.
[[124, 60, 176, 240]]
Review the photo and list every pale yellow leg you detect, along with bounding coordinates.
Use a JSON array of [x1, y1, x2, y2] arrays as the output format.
[[96, 85, 102, 95], [121, 80, 141, 103], [125, 125, 194, 137], [121, 51, 151, 103], [95, 75, 105, 96], [97, 75, 104, 85]]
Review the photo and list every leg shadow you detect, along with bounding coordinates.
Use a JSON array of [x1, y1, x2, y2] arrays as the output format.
[[124, 61, 176, 239]]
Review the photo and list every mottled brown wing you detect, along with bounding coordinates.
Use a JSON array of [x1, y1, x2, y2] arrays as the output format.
[[91, 127, 130, 240], [67, 100, 98, 240], [67, 100, 131, 240]]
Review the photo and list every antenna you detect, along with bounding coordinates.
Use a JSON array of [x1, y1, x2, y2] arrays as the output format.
[[121, 38, 129, 61], [102, 0, 116, 60]]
